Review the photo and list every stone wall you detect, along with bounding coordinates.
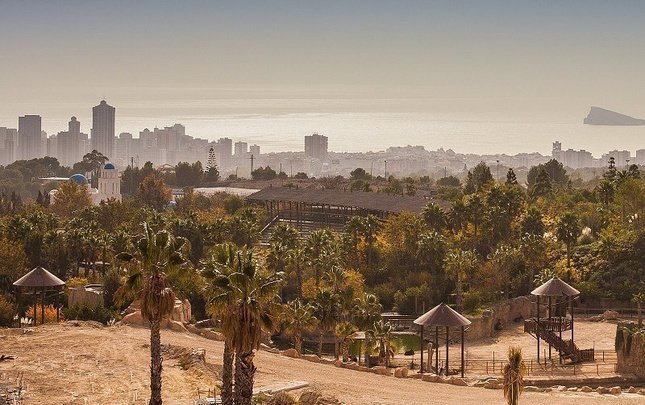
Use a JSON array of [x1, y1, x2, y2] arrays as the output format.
[[465, 295, 538, 340], [616, 323, 645, 378]]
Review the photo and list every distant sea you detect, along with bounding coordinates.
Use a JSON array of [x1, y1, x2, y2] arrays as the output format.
[[2, 92, 644, 157]]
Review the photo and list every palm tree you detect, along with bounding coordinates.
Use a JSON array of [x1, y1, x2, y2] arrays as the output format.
[[352, 293, 382, 367], [360, 215, 381, 267], [323, 266, 348, 294], [556, 211, 581, 268], [280, 299, 318, 355], [503, 347, 526, 405], [444, 249, 478, 312], [335, 322, 357, 362], [422, 202, 446, 232], [305, 229, 336, 286], [116, 223, 188, 405], [313, 289, 341, 357], [202, 243, 238, 405], [209, 247, 283, 405], [368, 320, 395, 367], [286, 247, 306, 299]]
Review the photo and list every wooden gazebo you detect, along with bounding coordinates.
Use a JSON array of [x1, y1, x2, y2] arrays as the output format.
[[13, 267, 65, 326], [524, 276, 594, 363], [414, 303, 472, 377]]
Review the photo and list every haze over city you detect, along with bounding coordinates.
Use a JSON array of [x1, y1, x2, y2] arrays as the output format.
[[1, 1, 645, 155]]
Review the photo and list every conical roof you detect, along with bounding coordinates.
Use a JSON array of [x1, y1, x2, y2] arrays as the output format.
[[413, 303, 472, 327], [13, 267, 65, 289], [531, 276, 579, 297]]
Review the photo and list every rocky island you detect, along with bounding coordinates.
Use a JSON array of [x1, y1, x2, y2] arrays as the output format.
[[584, 106, 645, 125]]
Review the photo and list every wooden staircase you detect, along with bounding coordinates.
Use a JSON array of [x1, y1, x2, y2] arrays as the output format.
[[524, 318, 594, 363]]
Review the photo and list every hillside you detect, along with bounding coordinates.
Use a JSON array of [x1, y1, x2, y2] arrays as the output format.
[[583, 106, 645, 125]]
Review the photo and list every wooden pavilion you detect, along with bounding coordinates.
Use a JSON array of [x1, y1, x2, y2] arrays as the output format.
[[524, 276, 594, 363], [414, 303, 472, 377], [13, 266, 65, 326]]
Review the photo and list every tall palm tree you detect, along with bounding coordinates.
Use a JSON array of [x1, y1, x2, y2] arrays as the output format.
[[286, 247, 306, 299], [444, 249, 478, 312], [209, 247, 283, 405], [422, 202, 446, 232], [116, 223, 188, 405], [556, 211, 581, 268], [352, 293, 382, 367], [313, 289, 341, 357], [305, 229, 336, 286], [503, 347, 526, 405], [202, 243, 238, 405], [280, 299, 318, 354]]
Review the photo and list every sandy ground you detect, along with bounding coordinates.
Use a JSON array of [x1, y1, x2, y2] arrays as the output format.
[[0, 322, 641, 405]]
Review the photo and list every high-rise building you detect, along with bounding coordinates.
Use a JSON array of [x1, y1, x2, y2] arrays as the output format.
[[234, 141, 248, 157], [636, 149, 645, 165], [305, 132, 328, 160], [18, 115, 42, 160], [56, 117, 84, 166], [91, 100, 115, 160], [249, 144, 260, 157], [602, 150, 631, 168], [0, 127, 18, 164], [217, 137, 233, 169]]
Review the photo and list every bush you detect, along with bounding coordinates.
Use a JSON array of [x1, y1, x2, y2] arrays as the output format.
[[266, 392, 297, 405], [0, 294, 15, 326], [102, 269, 122, 309], [27, 304, 60, 324], [63, 303, 117, 325], [66, 277, 89, 289]]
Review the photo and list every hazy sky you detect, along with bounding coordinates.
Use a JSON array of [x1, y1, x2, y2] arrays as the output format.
[[1, 0, 645, 136]]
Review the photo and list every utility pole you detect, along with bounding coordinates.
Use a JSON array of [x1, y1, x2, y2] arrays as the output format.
[[290, 160, 293, 178], [384, 160, 388, 179], [496, 160, 500, 182], [370, 161, 374, 177]]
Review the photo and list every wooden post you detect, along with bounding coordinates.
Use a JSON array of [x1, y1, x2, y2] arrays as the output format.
[[548, 296, 552, 359], [445, 326, 450, 375], [41, 288, 45, 325], [420, 325, 424, 373], [435, 326, 439, 373], [461, 326, 465, 378], [570, 296, 574, 345], [537, 295, 540, 362], [33, 294, 37, 326]]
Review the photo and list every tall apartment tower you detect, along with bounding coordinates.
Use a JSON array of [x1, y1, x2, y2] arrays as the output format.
[[91, 100, 115, 160], [18, 115, 42, 160], [234, 141, 248, 157], [57, 116, 83, 166], [217, 137, 233, 169], [0, 127, 18, 164], [249, 144, 260, 157], [305, 132, 328, 160]]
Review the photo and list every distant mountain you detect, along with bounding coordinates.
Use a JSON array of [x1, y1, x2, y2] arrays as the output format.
[[584, 106, 645, 126]]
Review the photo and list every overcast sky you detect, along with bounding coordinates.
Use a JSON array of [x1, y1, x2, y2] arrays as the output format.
[[1, 1, 644, 109]]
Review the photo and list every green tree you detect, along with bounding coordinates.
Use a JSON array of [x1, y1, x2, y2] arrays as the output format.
[[506, 168, 518, 185], [50, 180, 93, 218], [527, 159, 568, 190], [368, 320, 395, 367], [137, 174, 171, 210], [444, 249, 478, 312], [116, 224, 188, 405], [280, 299, 318, 354], [555, 211, 581, 268], [422, 202, 446, 232], [529, 168, 552, 198], [471, 162, 494, 192], [174, 161, 203, 187], [352, 293, 382, 367], [520, 207, 545, 237], [313, 289, 342, 357]]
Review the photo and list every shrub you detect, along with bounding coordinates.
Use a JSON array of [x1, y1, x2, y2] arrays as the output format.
[[266, 392, 297, 405], [0, 294, 15, 326], [102, 269, 122, 309], [26, 304, 61, 324], [63, 303, 117, 325], [66, 277, 89, 289]]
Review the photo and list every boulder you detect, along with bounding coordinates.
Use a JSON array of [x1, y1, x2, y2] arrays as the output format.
[[603, 310, 619, 320], [167, 320, 188, 333], [567, 387, 578, 392], [422, 374, 440, 383], [281, 348, 299, 358], [627, 386, 638, 394], [609, 386, 622, 395], [393, 368, 409, 378], [302, 354, 321, 363], [194, 318, 216, 329], [298, 389, 321, 405], [334, 360, 343, 368], [580, 386, 593, 393], [371, 366, 391, 376], [449, 377, 468, 386], [524, 386, 542, 392], [638, 389, 645, 395], [484, 380, 501, 389], [260, 343, 280, 354], [596, 386, 610, 394], [589, 315, 603, 322]]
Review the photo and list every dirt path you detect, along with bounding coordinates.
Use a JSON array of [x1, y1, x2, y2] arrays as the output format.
[[0, 323, 641, 404]]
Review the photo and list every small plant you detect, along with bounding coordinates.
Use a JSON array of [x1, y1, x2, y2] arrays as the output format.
[[503, 346, 526, 405], [63, 303, 118, 325], [265, 392, 297, 405], [26, 304, 61, 324], [0, 294, 16, 326]]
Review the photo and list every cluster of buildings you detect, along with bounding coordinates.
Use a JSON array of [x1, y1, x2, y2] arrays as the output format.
[[2, 100, 643, 180], [551, 141, 644, 169]]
